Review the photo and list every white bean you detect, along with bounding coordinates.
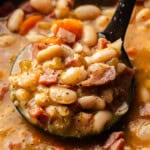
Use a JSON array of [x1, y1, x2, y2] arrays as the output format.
[[26, 31, 46, 43], [81, 25, 97, 47], [102, 8, 115, 18], [34, 92, 50, 107], [60, 66, 87, 85], [61, 44, 74, 57], [137, 122, 150, 140], [37, 45, 63, 62], [7, 9, 24, 32], [15, 89, 30, 101], [49, 86, 77, 104], [55, 7, 70, 18], [55, 0, 70, 18], [12, 72, 39, 90], [78, 96, 105, 110], [135, 8, 150, 23], [116, 63, 126, 74], [57, 0, 68, 8], [37, 85, 49, 93], [95, 15, 110, 30], [93, 111, 112, 133], [74, 5, 101, 20], [73, 42, 83, 53], [37, 21, 51, 29], [0, 34, 16, 47], [95, 98, 106, 110], [101, 89, 113, 104], [82, 45, 93, 56], [85, 48, 117, 65], [107, 38, 122, 55], [30, 0, 54, 14], [139, 87, 150, 103], [78, 96, 96, 109], [115, 102, 129, 115]]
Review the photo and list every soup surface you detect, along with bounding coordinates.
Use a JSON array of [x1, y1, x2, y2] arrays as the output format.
[[0, 0, 150, 149]]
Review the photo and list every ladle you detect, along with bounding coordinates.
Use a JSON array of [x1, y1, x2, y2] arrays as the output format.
[[98, 0, 136, 67], [10, 0, 135, 137]]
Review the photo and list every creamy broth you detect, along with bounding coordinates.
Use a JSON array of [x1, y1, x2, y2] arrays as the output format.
[[0, 0, 150, 149]]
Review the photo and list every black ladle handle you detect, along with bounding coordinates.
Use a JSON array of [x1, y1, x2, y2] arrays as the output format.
[[99, 0, 136, 42]]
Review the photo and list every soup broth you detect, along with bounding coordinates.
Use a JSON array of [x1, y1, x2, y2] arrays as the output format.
[[0, 0, 150, 149]]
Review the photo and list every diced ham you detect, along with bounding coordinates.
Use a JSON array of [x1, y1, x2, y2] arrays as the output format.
[[8, 142, 22, 150], [110, 138, 125, 150], [20, 1, 36, 14], [65, 57, 78, 67], [104, 131, 125, 150], [39, 74, 58, 85], [0, 83, 9, 100], [29, 105, 48, 125], [140, 103, 150, 117], [39, 70, 61, 86], [81, 63, 116, 86], [65, 54, 83, 67], [56, 28, 76, 44], [31, 43, 47, 59], [97, 38, 109, 49]]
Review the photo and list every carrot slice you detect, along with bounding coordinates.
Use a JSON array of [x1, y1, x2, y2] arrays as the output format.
[[20, 15, 43, 35], [40, 37, 62, 45], [51, 18, 83, 39]]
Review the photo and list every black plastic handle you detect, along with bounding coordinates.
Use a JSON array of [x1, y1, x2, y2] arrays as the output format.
[[99, 0, 136, 42], [73, 0, 117, 7]]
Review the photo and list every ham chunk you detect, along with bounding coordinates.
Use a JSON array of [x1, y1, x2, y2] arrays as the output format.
[[65, 56, 78, 67], [31, 43, 48, 59], [110, 138, 125, 150], [20, 1, 36, 14], [81, 63, 116, 86], [39, 70, 61, 86], [65, 54, 84, 67], [0, 83, 9, 100], [56, 28, 76, 44], [97, 38, 109, 49], [29, 105, 48, 125], [104, 131, 125, 150]]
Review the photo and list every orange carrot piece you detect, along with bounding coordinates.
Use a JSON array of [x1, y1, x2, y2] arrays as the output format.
[[51, 18, 83, 39], [20, 15, 43, 35], [97, 38, 109, 49], [126, 47, 137, 57], [40, 37, 62, 45]]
